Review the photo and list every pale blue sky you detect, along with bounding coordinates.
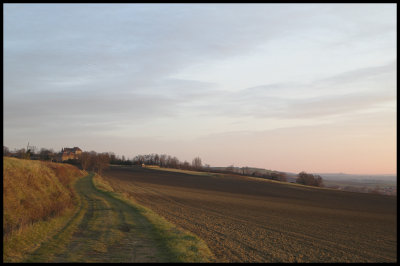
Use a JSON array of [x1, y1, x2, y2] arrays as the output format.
[[4, 4, 396, 174]]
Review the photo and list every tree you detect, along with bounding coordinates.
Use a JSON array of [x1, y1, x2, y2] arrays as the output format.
[[192, 156, 202, 170], [181, 161, 191, 170], [96, 153, 110, 175], [15, 148, 30, 159], [278, 172, 288, 182], [88, 152, 110, 175], [241, 167, 251, 176], [80, 151, 92, 171], [296, 171, 324, 187], [169, 156, 180, 168], [226, 165, 235, 173], [3, 146, 10, 156], [39, 148, 54, 161], [159, 154, 167, 167], [154, 154, 160, 165]]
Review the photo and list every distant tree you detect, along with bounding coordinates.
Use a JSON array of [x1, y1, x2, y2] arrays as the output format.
[[314, 175, 323, 187], [15, 148, 30, 159], [181, 161, 191, 170], [109, 152, 117, 164], [79, 151, 92, 171], [3, 146, 10, 156], [154, 154, 160, 165], [91, 152, 110, 175], [226, 165, 235, 173], [192, 157, 202, 170], [159, 154, 167, 167], [296, 171, 324, 187], [170, 156, 180, 168], [97, 153, 110, 175], [241, 167, 251, 176], [279, 172, 288, 182], [268, 171, 287, 182], [39, 148, 54, 161]]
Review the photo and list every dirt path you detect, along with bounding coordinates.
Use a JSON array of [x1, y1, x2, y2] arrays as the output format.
[[25, 174, 171, 262]]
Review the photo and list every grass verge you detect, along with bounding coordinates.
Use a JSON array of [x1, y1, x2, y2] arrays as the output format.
[[92, 174, 216, 262], [3, 173, 87, 262]]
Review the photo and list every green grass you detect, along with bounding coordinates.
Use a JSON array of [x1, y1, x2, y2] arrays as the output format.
[[93, 174, 216, 262], [16, 173, 214, 262], [4, 158, 214, 262]]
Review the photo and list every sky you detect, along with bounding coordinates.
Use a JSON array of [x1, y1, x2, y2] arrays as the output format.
[[3, 3, 397, 175]]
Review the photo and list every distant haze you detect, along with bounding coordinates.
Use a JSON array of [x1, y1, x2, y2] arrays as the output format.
[[4, 4, 396, 175]]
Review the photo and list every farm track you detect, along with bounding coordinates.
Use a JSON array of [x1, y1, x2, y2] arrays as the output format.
[[26, 174, 170, 262], [103, 166, 397, 262]]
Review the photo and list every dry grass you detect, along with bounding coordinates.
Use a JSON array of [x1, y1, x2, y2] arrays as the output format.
[[3, 157, 86, 261], [93, 174, 215, 262]]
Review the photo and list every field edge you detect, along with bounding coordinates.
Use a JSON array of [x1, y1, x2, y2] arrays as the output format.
[[92, 173, 216, 263]]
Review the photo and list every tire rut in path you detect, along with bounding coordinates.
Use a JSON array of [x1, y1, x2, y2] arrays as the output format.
[[27, 174, 170, 262]]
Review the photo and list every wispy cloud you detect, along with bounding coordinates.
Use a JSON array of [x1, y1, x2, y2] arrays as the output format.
[[4, 4, 396, 174]]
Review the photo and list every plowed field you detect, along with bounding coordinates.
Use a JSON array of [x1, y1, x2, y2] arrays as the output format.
[[103, 166, 397, 262]]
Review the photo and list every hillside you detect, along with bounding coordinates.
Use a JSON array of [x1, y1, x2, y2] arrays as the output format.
[[3, 157, 87, 262], [3, 157, 214, 263]]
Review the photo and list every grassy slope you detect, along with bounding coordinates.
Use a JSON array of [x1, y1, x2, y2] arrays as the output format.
[[3, 158, 214, 262], [3, 157, 87, 262]]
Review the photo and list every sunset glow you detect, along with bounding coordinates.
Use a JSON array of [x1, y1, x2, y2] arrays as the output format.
[[4, 4, 396, 175]]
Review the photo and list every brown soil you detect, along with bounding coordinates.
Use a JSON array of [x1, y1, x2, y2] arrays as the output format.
[[103, 166, 397, 262]]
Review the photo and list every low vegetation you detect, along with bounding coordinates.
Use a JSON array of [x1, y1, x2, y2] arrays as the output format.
[[3, 157, 86, 262], [93, 174, 215, 262], [3, 156, 214, 262], [296, 171, 324, 187]]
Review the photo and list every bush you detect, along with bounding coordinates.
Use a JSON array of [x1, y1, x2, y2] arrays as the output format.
[[296, 171, 324, 187]]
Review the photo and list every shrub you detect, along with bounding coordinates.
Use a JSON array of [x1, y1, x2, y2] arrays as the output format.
[[296, 171, 324, 187]]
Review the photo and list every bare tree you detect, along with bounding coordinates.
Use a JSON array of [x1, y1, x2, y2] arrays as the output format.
[[39, 148, 54, 161], [159, 154, 167, 167], [181, 161, 190, 170], [3, 146, 10, 156], [80, 151, 91, 171], [192, 156, 202, 170], [96, 153, 110, 175]]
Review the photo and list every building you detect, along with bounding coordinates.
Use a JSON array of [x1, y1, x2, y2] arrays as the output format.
[[60, 147, 82, 161]]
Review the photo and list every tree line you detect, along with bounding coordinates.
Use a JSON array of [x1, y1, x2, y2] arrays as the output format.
[[107, 153, 205, 171], [4, 145, 323, 187], [3, 146, 56, 161]]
